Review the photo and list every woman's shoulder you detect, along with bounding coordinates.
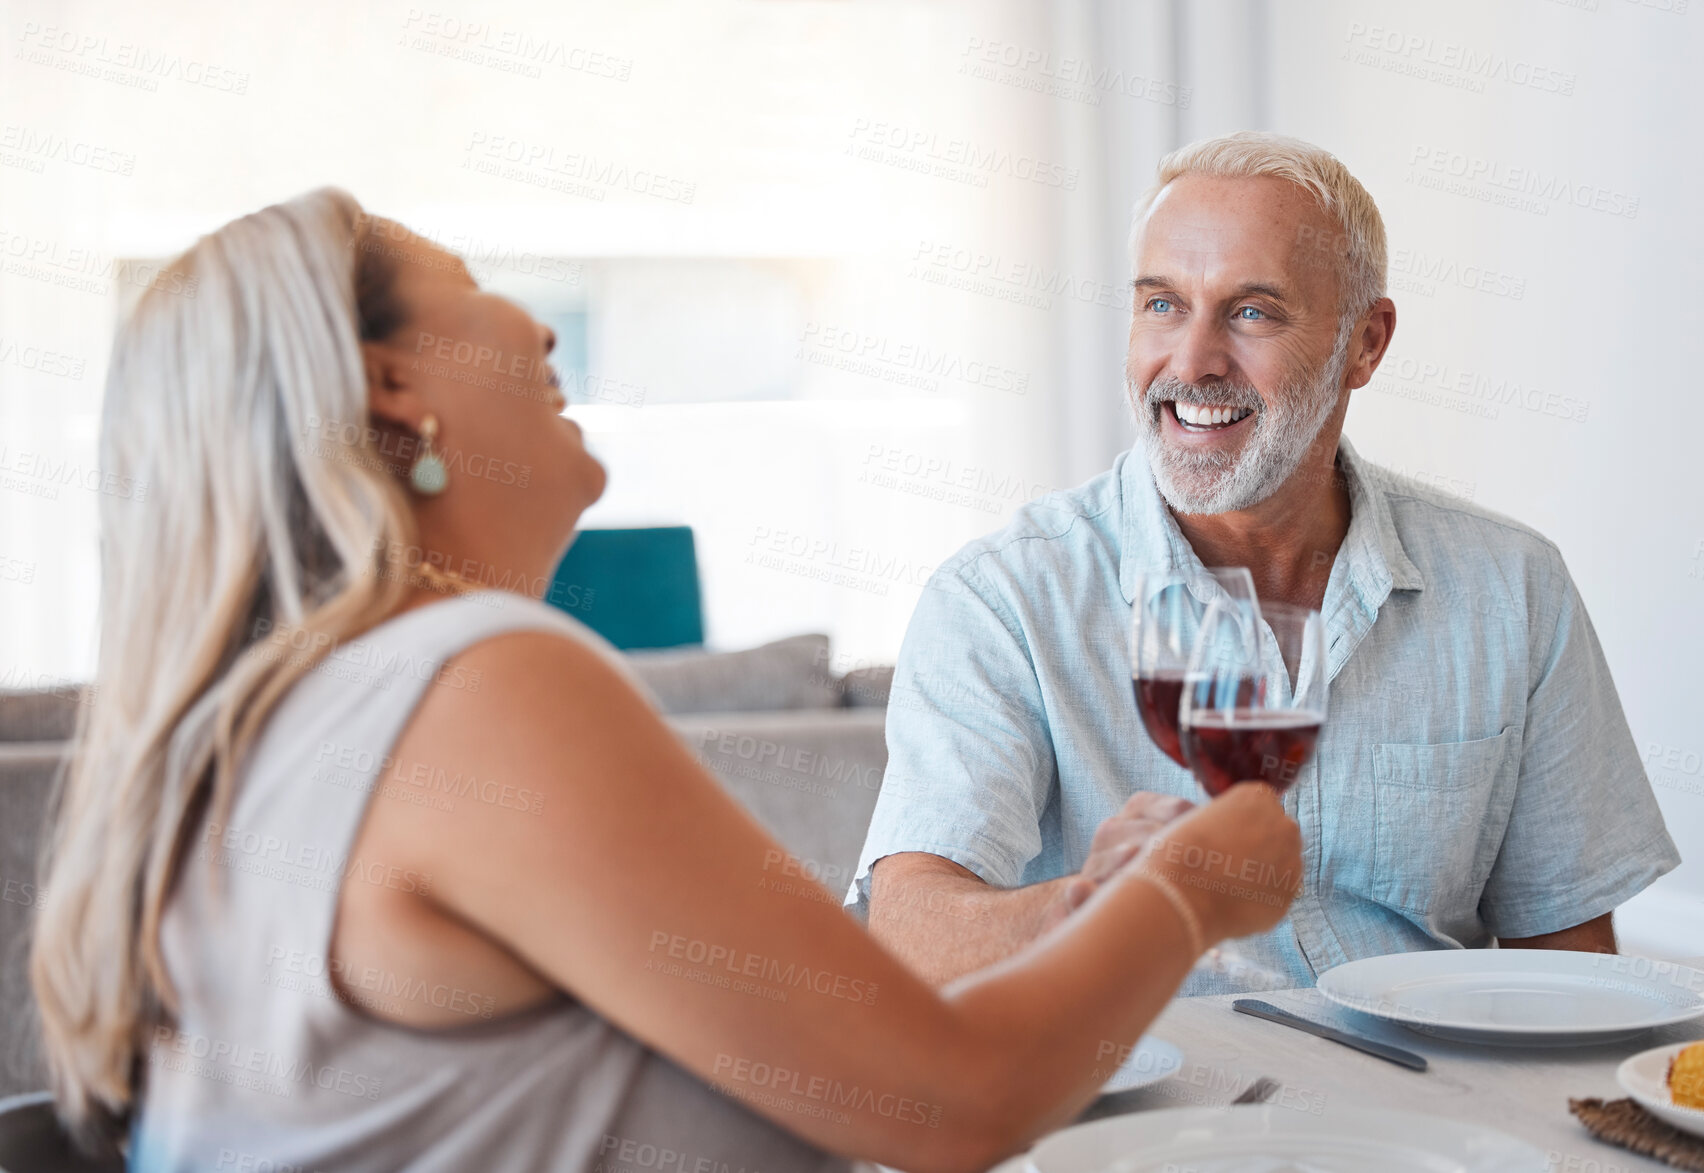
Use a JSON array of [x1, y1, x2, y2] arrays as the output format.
[[386, 590, 658, 710]]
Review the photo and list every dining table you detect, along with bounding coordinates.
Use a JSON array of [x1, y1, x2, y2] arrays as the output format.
[[1029, 983, 1704, 1172]]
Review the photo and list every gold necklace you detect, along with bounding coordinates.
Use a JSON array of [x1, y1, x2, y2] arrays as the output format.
[[409, 562, 481, 596]]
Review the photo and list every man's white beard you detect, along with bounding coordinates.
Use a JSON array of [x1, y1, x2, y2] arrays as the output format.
[[1135, 327, 1354, 516]]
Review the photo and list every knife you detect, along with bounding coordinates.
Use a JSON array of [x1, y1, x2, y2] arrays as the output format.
[[1233, 998, 1429, 1071]]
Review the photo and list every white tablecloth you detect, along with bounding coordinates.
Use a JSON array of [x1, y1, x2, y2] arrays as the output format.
[[1065, 986, 1704, 1171]]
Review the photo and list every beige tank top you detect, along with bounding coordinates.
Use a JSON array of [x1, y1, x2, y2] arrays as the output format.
[[131, 590, 852, 1173]]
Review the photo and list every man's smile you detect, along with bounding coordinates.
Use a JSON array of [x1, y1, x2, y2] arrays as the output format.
[[1164, 400, 1258, 438]]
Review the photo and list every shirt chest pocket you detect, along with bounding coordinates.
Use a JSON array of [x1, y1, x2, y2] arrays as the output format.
[[1370, 727, 1518, 919]]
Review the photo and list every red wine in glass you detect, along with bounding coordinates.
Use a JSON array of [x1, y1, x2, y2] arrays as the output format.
[[1179, 600, 1327, 799], [1132, 672, 1189, 767], [1136, 673, 1259, 768], [1129, 567, 1259, 769], [1180, 709, 1322, 797]]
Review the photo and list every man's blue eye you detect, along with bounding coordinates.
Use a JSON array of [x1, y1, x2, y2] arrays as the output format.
[[1149, 298, 1172, 313], [1237, 306, 1265, 321]]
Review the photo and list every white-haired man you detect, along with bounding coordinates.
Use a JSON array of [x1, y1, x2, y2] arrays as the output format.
[[847, 131, 1678, 993]]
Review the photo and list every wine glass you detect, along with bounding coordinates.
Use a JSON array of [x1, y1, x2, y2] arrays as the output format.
[[1130, 569, 1287, 990], [1179, 598, 1329, 796], [1175, 599, 1327, 992], [1129, 567, 1260, 768]]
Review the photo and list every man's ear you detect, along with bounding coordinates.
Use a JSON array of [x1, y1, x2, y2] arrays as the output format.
[[1342, 297, 1397, 392], [362, 340, 425, 432]]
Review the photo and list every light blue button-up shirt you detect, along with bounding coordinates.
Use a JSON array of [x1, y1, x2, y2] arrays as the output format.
[[847, 436, 1680, 993]]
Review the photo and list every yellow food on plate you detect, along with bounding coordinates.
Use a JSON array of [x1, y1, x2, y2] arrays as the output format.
[[1669, 1042, 1704, 1110]]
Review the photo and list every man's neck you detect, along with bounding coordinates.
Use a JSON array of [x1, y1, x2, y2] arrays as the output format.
[[1169, 436, 1353, 613]]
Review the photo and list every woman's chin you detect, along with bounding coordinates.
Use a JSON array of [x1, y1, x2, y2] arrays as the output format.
[[584, 456, 609, 504]]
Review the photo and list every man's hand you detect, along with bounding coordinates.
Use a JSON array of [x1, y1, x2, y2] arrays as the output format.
[[1037, 792, 1195, 933], [1083, 792, 1197, 883], [870, 794, 1198, 984]]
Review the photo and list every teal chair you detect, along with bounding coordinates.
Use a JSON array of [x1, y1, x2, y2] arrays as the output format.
[[545, 526, 705, 650]]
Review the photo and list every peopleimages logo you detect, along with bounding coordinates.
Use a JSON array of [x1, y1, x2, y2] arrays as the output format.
[[1367, 355, 1590, 424], [711, 1053, 942, 1128], [647, 932, 880, 1006], [149, 1027, 381, 1101], [1644, 741, 1704, 798], [1341, 22, 1577, 95], [744, 525, 947, 599], [461, 132, 696, 204], [1387, 247, 1527, 300], [846, 118, 1078, 191], [957, 36, 1191, 108], [14, 21, 251, 94], [263, 945, 498, 1020], [0, 443, 148, 502], [312, 740, 545, 816], [0, 228, 198, 298], [0, 123, 136, 175], [0, 333, 86, 380], [1407, 145, 1640, 219], [696, 728, 883, 793], [249, 614, 485, 694], [909, 239, 1131, 313], [797, 322, 1029, 396], [399, 9, 634, 81], [199, 821, 434, 897]]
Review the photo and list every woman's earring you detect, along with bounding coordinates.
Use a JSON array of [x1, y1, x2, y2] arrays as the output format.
[[409, 414, 448, 496]]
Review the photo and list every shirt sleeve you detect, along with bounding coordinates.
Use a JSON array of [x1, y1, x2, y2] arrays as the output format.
[[1478, 549, 1681, 939], [843, 561, 1057, 920]]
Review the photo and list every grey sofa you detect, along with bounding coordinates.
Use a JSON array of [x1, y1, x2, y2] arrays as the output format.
[[0, 634, 891, 1099], [0, 689, 77, 1101]]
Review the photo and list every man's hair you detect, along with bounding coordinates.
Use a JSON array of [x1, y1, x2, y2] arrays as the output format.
[[1128, 131, 1388, 327]]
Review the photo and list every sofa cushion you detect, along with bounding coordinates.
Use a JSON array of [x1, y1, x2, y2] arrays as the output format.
[[839, 665, 893, 709], [626, 634, 841, 715], [547, 526, 704, 650], [0, 688, 86, 743], [0, 743, 66, 1097], [669, 710, 887, 901]]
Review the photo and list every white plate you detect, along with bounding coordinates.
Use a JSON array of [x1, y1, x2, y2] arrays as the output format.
[[1317, 950, 1704, 1044], [1097, 1036, 1184, 1095], [1618, 1042, 1704, 1139], [1024, 1103, 1547, 1173]]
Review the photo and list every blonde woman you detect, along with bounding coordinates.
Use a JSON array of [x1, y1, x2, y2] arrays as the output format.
[[30, 189, 1301, 1173]]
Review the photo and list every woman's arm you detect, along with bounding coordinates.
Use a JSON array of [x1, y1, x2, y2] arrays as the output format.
[[357, 629, 1298, 1173]]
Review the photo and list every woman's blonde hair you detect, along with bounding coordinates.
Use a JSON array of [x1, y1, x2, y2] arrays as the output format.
[[1128, 130, 1389, 325], [29, 188, 422, 1148]]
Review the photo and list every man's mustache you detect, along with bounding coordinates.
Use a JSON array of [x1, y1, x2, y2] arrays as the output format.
[[1139, 376, 1265, 418]]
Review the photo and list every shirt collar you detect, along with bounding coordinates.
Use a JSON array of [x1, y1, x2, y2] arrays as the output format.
[[1117, 433, 1424, 607]]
